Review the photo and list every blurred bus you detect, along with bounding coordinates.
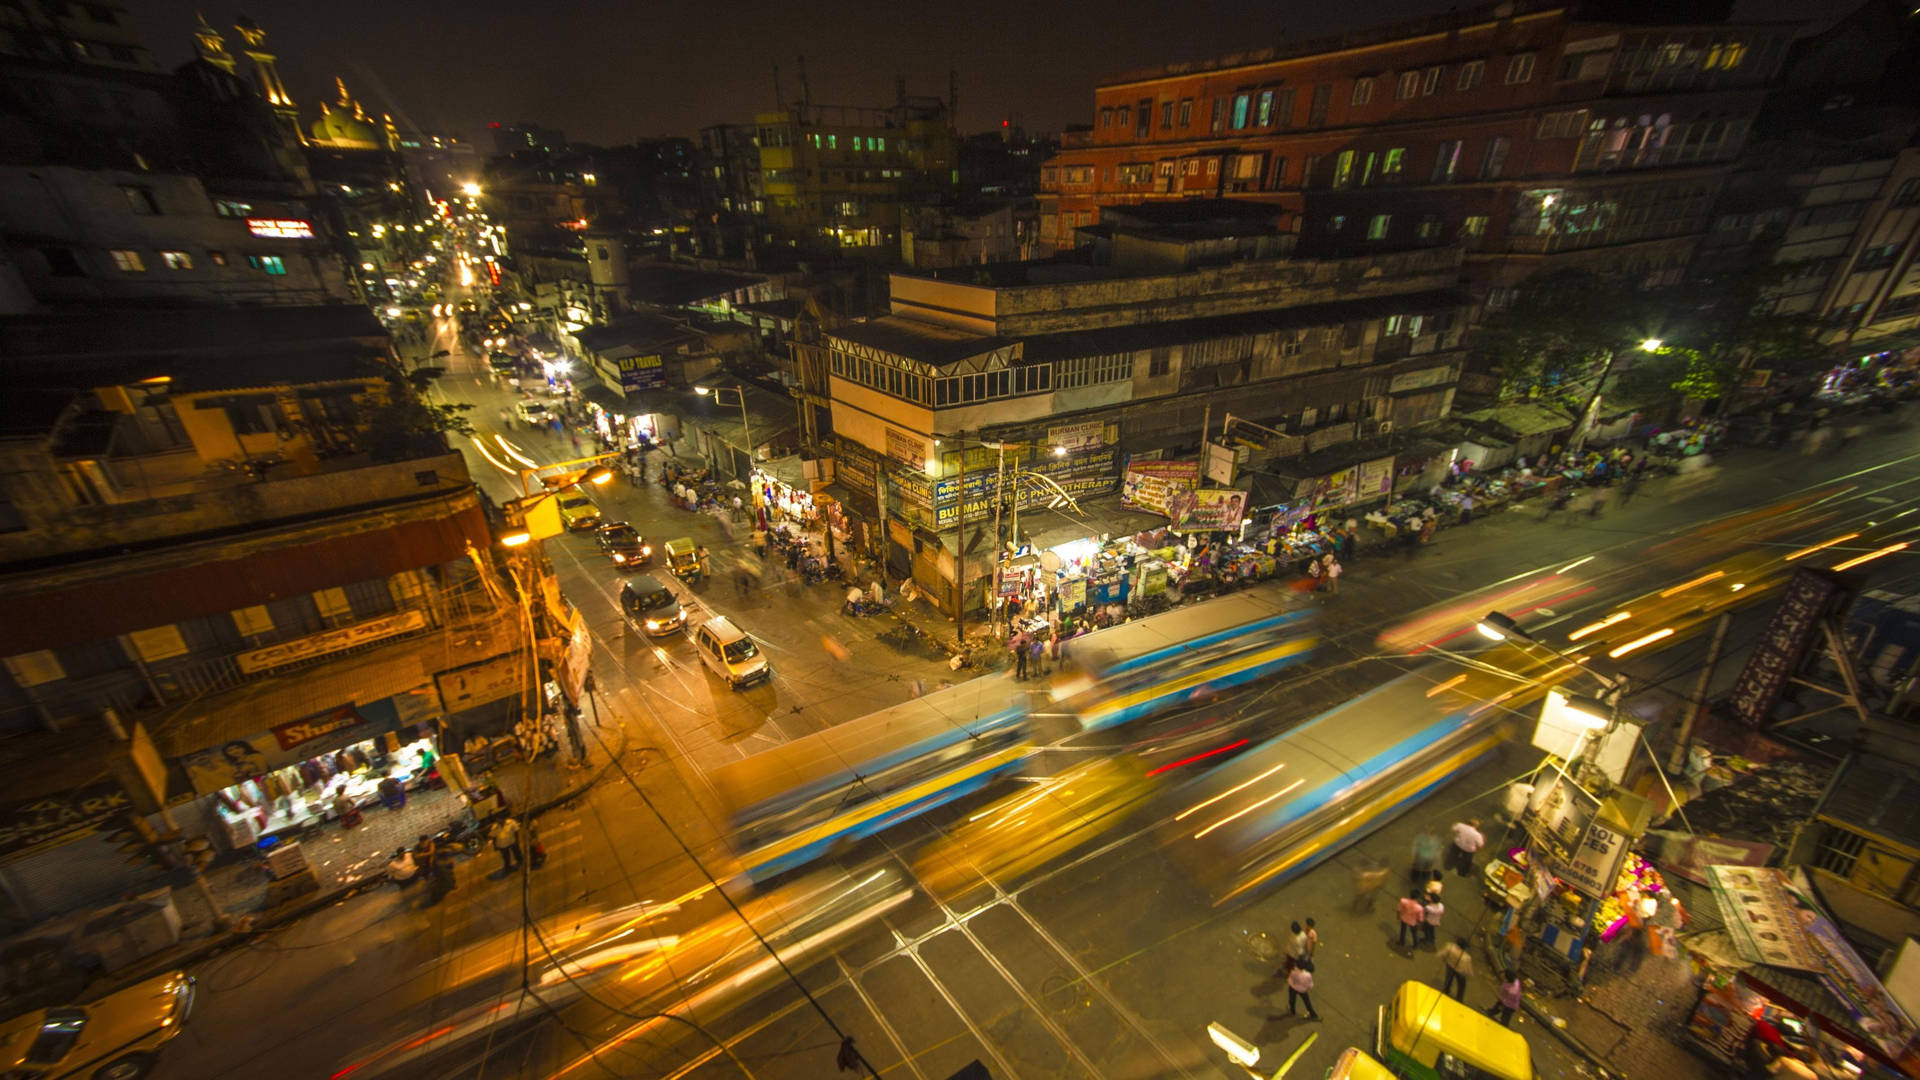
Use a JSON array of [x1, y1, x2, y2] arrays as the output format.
[[1160, 645, 1557, 905], [711, 677, 1031, 883], [1058, 592, 1318, 733]]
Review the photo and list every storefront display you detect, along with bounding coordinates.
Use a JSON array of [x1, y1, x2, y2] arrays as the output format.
[[209, 730, 439, 850]]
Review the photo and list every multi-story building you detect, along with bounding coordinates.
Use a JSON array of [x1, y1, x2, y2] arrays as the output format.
[[901, 201, 1038, 268], [753, 93, 957, 254], [1038, 0, 1795, 302], [699, 123, 768, 259], [804, 199, 1468, 608], [491, 121, 567, 157], [0, 0, 158, 72], [0, 10, 358, 311], [0, 304, 532, 922]]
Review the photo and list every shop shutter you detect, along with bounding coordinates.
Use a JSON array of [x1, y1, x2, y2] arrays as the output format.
[[0, 832, 160, 924]]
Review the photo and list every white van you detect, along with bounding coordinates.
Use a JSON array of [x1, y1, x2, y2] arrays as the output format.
[[694, 616, 769, 688]]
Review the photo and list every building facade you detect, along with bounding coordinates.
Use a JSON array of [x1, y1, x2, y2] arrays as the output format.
[[0, 306, 531, 922], [753, 95, 958, 254], [1038, 0, 1794, 300], [804, 201, 1468, 608]]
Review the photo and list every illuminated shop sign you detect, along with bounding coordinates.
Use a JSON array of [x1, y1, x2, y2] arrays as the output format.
[[246, 217, 315, 238]]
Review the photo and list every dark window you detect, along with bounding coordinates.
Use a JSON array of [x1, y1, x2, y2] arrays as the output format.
[[1308, 84, 1331, 127], [37, 246, 84, 276], [0, 480, 25, 533], [120, 185, 159, 215], [265, 594, 324, 638], [223, 399, 281, 435], [1161, 101, 1174, 130], [25, 1010, 86, 1064], [1148, 349, 1171, 377], [344, 578, 397, 620], [1211, 98, 1226, 134], [54, 637, 130, 680], [1273, 88, 1295, 129]]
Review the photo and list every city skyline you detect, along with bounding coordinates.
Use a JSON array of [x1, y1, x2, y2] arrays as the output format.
[[128, 0, 1833, 147]]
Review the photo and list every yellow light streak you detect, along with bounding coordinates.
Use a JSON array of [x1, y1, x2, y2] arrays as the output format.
[[1660, 571, 1724, 598], [1174, 761, 1287, 822], [469, 435, 515, 475], [1193, 779, 1305, 840], [1786, 533, 1858, 561], [1608, 628, 1675, 658], [1425, 674, 1468, 698], [1833, 542, 1909, 572], [1568, 611, 1630, 641]]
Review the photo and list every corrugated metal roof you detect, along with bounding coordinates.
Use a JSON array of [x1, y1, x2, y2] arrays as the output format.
[[828, 318, 1015, 367]]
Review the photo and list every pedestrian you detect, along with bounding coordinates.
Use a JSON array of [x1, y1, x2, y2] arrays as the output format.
[[332, 787, 361, 829], [1422, 892, 1445, 947], [1489, 970, 1522, 1026], [1012, 631, 1030, 679], [1448, 818, 1484, 877], [1440, 936, 1474, 1001], [387, 846, 417, 887], [1411, 830, 1443, 886], [1280, 920, 1308, 976], [1324, 556, 1342, 595], [1303, 918, 1319, 961], [1397, 889, 1426, 948], [493, 815, 523, 874], [1285, 958, 1320, 1020], [1351, 859, 1390, 912], [732, 494, 745, 520]]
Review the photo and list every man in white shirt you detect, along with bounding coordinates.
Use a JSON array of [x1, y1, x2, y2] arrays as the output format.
[[1448, 818, 1485, 877]]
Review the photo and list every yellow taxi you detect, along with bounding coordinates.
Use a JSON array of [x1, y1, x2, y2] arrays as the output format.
[[0, 970, 194, 1080], [555, 491, 600, 531]]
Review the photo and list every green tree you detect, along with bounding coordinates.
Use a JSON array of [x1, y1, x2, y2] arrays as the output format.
[[360, 359, 474, 461], [1471, 269, 1657, 408]]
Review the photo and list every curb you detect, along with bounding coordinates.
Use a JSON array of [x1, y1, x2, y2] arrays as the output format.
[[84, 726, 632, 999]]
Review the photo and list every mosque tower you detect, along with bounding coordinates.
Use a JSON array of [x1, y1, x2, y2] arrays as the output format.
[[232, 15, 302, 144], [191, 13, 236, 75]]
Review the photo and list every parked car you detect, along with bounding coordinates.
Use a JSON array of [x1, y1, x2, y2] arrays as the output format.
[[694, 616, 769, 688], [0, 970, 194, 1080], [595, 522, 651, 568], [514, 399, 550, 424], [556, 491, 600, 531], [619, 575, 685, 637]]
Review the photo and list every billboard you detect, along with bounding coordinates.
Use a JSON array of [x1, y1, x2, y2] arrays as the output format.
[[1168, 488, 1250, 533], [1120, 460, 1199, 514], [616, 353, 665, 391], [1724, 569, 1852, 726]]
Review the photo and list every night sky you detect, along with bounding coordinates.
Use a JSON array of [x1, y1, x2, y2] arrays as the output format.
[[127, 0, 1831, 148]]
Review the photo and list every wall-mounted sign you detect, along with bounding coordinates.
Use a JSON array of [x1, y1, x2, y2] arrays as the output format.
[[1388, 365, 1454, 394], [0, 781, 132, 864], [884, 427, 926, 469], [1119, 460, 1199, 514], [1725, 568, 1851, 726], [246, 217, 315, 239], [616, 353, 664, 391], [235, 610, 427, 674]]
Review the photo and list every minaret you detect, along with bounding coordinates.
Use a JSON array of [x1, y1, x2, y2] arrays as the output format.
[[232, 15, 302, 144], [192, 12, 236, 74]]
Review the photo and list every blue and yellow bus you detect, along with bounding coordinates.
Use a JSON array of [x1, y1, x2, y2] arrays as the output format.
[[1160, 641, 1563, 905], [1060, 591, 1318, 733], [710, 678, 1031, 883]]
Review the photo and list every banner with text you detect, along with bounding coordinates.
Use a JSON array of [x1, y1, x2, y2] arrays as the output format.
[[1168, 488, 1250, 533], [1120, 460, 1200, 515]]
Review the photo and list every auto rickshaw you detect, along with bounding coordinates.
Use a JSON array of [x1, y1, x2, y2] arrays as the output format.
[[1376, 981, 1533, 1080], [664, 537, 704, 582]]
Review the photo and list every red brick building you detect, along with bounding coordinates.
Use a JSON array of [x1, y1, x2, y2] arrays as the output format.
[[1038, 0, 1796, 301]]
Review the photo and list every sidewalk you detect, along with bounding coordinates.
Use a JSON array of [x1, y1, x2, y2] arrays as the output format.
[[85, 721, 629, 999]]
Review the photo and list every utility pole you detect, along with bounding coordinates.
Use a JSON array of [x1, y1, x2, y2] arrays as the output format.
[[1670, 612, 1732, 775], [991, 443, 1006, 633], [955, 438, 967, 646]]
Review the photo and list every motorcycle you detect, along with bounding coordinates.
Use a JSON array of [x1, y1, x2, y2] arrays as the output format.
[[843, 597, 887, 617]]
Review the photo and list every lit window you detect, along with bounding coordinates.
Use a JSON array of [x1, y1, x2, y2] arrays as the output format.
[[159, 250, 192, 270], [877, 137, 886, 151], [247, 254, 287, 275], [1327, 214, 1347, 232], [1333, 150, 1355, 188], [108, 249, 145, 272], [1383, 148, 1405, 179], [1367, 214, 1392, 239], [1230, 94, 1250, 130], [207, 250, 228, 266]]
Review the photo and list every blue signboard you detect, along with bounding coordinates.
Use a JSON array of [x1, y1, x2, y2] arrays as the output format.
[[617, 353, 665, 392]]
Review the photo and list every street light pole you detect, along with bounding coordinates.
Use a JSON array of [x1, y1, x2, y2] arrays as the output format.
[[955, 438, 967, 647], [991, 443, 1006, 633]]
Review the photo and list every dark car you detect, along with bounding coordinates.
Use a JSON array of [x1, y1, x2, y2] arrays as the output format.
[[595, 522, 652, 569], [487, 352, 518, 375], [619, 576, 685, 637]]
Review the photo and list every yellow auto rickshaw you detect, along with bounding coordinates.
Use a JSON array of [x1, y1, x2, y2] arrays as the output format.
[[1376, 980, 1532, 1080], [1328, 1046, 1397, 1080], [664, 537, 703, 582]]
